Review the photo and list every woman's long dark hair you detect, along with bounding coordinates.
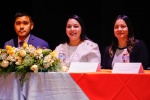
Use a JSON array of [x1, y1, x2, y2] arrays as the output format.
[[109, 14, 138, 57]]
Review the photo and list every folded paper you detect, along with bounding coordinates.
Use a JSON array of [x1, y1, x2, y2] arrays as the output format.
[[112, 63, 144, 74], [68, 62, 100, 72]]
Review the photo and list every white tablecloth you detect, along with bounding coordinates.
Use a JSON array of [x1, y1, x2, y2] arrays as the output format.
[[0, 73, 24, 100], [0, 72, 89, 100]]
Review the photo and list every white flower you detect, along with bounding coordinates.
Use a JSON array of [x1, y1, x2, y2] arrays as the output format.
[[43, 54, 54, 69], [30, 65, 38, 73], [36, 49, 42, 56], [62, 66, 68, 72], [6, 54, 17, 62], [0, 52, 7, 60], [20, 50, 26, 57], [1, 60, 9, 68]]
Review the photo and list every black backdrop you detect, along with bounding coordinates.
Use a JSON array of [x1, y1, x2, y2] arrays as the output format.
[[1, 0, 150, 66]]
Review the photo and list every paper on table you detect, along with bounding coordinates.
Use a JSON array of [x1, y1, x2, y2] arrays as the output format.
[[68, 62, 100, 72], [112, 63, 144, 74]]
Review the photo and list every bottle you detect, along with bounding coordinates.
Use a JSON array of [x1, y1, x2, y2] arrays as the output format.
[[122, 49, 130, 63]]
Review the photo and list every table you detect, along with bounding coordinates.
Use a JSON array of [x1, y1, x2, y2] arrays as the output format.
[[0, 73, 23, 100], [71, 70, 150, 100], [0, 70, 150, 100], [22, 72, 89, 100]]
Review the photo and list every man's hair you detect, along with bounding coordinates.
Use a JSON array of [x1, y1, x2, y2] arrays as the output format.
[[14, 12, 33, 22]]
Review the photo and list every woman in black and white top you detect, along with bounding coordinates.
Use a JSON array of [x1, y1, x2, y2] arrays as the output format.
[[102, 14, 149, 70]]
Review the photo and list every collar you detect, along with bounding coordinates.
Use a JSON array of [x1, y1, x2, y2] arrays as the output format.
[[18, 34, 30, 44]]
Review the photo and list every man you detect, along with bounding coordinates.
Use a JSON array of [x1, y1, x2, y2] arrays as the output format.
[[4, 12, 49, 49]]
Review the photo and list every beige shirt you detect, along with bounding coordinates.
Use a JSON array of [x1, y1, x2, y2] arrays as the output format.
[[55, 40, 101, 66]]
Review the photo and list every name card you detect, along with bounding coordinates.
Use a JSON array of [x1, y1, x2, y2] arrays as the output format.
[[68, 62, 100, 73], [112, 63, 144, 74]]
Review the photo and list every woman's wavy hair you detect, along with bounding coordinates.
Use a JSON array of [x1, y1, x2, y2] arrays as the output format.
[[109, 14, 138, 57]]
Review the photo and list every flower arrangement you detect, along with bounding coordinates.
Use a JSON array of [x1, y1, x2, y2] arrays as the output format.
[[0, 42, 63, 85]]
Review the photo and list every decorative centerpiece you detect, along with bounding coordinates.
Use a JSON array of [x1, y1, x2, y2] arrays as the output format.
[[0, 42, 63, 85]]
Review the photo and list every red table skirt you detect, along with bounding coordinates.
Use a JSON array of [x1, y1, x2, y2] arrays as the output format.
[[70, 70, 150, 100]]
